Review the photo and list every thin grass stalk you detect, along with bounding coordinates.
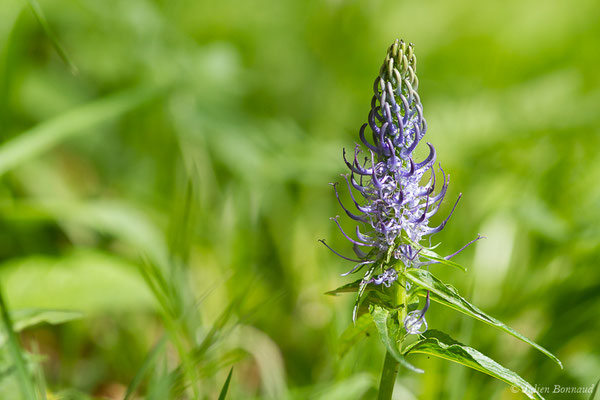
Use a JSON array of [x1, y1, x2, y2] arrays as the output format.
[[0, 287, 37, 400]]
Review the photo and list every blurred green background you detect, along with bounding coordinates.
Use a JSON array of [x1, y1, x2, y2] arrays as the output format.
[[0, 0, 599, 399]]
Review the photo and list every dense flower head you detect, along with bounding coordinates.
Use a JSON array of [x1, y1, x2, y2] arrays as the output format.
[[322, 40, 560, 385], [322, 39, 480, 332]]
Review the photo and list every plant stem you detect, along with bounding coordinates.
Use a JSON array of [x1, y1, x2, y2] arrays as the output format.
[[378, 274, 408, 400], [377, 350, 400, 400]]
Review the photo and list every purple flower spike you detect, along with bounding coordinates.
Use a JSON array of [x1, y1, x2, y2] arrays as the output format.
[[324, 39, 478, 334]]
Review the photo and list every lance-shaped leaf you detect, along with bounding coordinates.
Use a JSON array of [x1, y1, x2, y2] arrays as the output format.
[[404, 268, 562, 368], [404, 330, 544, 400], [326, 278, 391, 300], [371, 305, 423, 374], [325, 278, 362, 295]]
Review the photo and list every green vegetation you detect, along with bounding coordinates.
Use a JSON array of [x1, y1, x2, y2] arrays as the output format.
[[0, 0, 598, 398]]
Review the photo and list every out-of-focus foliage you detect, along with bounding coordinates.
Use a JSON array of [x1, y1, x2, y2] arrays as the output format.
[[0, 0, 598, 398]]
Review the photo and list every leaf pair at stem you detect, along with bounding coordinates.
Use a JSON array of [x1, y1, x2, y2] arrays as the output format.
[[329, 263, 562, 400]]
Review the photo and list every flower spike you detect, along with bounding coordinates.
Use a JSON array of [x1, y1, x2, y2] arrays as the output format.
[[324, 39, 480, 335]]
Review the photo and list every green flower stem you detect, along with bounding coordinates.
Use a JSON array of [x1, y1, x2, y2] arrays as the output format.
[[397, 274, 408, 322], [377, 274, 408, 400], [378, 350, 400, 400]]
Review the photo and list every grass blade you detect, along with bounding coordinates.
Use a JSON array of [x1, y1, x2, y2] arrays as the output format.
[[0, 85, 162, 177], [0, 286, 37, 400], [217, 367, 233, 400], [124, 335, 168, 400], [26, 0, 78, 74]]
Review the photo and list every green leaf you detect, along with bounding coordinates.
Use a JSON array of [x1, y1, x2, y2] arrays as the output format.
[[404, 330, 544, 400], [326, 278, 389, 298], [0, 309, 83, 347], [370, 305, 423, 374], [217, 368, 233, 400], [0, 249, 155, 313], [404, 268, 562, 368], [325, 279, 362, 296], [11, 308, 83, 332], [338, 313, 376, 358]]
